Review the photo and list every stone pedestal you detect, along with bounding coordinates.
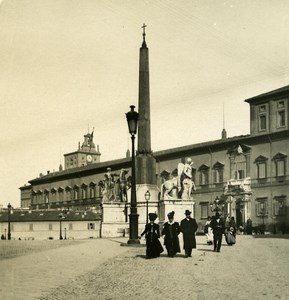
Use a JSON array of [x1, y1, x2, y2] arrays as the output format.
[[158, 199, 196, 226], [101, 202, 129, 238]]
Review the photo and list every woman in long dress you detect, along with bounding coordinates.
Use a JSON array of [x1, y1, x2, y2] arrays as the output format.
[[204, 216, 213, 245], [140, 213, 164, 259], [162, 211, 181, 257]]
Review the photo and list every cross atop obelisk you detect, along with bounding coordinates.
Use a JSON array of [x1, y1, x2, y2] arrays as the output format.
[[142, 23, 147, 41], [141, 23, 147, 47]]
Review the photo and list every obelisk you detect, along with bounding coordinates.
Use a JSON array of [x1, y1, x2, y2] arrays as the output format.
[[136, 24, 159, 206]]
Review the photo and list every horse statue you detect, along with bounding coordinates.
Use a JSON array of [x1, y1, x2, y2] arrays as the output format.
[[161, 159, 196, 200], [160, 176, 179, 199]]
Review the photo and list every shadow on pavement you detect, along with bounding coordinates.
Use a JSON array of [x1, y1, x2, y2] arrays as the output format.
[[197, 248, 214, 252], [252, 234, 289, 239]]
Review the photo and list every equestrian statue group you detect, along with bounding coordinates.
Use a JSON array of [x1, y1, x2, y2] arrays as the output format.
[[99, 158, 196, 202], [161, 158, 196, 200], [98, 168, 130, 203]]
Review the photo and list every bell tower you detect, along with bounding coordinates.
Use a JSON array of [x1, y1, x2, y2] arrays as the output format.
[[64, 130, 101, 169]]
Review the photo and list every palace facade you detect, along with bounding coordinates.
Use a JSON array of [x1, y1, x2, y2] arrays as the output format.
[[19, 85, 289, 234]]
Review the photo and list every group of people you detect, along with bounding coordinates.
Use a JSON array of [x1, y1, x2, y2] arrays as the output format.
[[139, 209, 239, 259], [205, 213, 237, 252], [139, 209, 198, 259]]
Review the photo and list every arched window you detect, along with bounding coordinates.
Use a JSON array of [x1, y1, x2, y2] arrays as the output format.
[[198, 164, 209, 185], [65, 186, 72, 201], [212, 162, 224, 184], [58, 187, 64, 202], [73, 185, 79, 200], [81, 183, 88, 199], [89, 182, 96, 198]]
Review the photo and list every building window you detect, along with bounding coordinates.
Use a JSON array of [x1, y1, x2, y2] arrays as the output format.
[[88, 223, 95, 230], [276, 160, 285, 176], [89, 183, 96, 198], [69, 223, 73, 230], [254, 155, 268, 179], [258, 105, 267, 131], [255, 198, 268, 217], [81, 184, 88, 199], [258, 163, 266, 179], [73, 186, 79, 200], [200, 202, 209, 219], [65, 186, 72, 201], [58, 188, 64, 202], [273, 196, 286, 216], [44, 190, 49, 203], [49, 224, 53, 231], [51, 189, 57, 202], [29, 224, 34, 231], [212, 162, 224, 184], [198, 165, 209, 185], [233, 154, 247, 179], [273, 152, 287, 177], [277, 100, 286, 128]]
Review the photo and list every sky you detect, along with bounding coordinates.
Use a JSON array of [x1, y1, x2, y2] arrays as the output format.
[[1, 0, 289, 208]]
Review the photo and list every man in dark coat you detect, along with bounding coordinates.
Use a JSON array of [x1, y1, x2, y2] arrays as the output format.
[[162, 211, 181, 257], [210, 212, 225, 252], [180, 210, 198, 257]]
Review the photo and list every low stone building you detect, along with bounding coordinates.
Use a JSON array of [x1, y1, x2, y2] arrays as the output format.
[[0, 208, 101, 240]]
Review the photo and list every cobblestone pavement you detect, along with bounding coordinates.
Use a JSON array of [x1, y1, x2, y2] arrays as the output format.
[[0, 238, 129, 300], [1, 235, 289, 300]]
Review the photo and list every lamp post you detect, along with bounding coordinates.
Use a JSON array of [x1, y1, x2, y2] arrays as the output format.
[[126, 105, 140, 244], [59, 213, 64, 240], [64, 227, 67, 240], [145, 190, 151, 224], [210, 196, 224, 216], [7, 203, 12, 240]]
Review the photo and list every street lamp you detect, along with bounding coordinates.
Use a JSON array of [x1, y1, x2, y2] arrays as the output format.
[[145, 190, 151, 224], [64, 227, 67, 240], [7, 203, 12, 240], [59, 213, 64, 240], [126, 105, 140, 245], [210, 196, 225, 215]]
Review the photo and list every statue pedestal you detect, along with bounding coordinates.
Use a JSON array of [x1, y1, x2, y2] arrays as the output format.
[[101, 202, 129, 238], [158, 198, 196, 226]]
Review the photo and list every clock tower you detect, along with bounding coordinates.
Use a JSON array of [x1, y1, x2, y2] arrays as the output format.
[[64, 131, 101, 170]]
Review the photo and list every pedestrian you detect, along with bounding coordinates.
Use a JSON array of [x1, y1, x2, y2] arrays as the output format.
[[229, 216, 237, 238], [162, 211, 181, 257], [180, 209, 198, 257], [210, 212, 225, 252], [246, 218, 253, 235], [204, 216, 213, 245], [225, 226, 236, 246], [139, 213, 164, 259]]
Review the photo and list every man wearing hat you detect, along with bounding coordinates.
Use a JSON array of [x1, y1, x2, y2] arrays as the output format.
[[180, 210, 198, 257], [139, 213, 164, 259], [210, 212, 225, 252], [162, 211, 181, 257]]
